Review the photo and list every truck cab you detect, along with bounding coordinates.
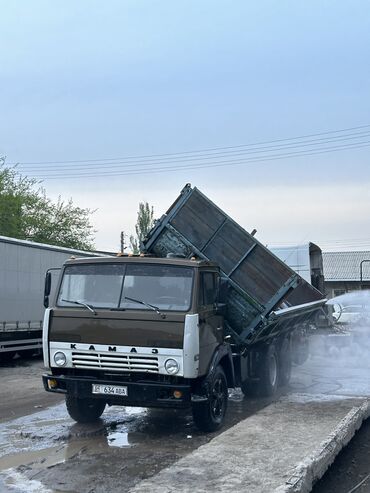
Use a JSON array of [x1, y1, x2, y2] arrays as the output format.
[[43, 256, 233, 431]]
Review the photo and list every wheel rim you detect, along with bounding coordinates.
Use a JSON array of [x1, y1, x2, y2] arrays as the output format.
[[210, 376, 226, 421], [269, 354, 277, 387]]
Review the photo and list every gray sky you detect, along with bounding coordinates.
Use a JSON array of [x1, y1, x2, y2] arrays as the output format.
[[1, 1, 369, 252]]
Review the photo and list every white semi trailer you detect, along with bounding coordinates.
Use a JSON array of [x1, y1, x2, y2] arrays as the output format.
[[269, 242, 325, 293], [0, 235, 106, 362]]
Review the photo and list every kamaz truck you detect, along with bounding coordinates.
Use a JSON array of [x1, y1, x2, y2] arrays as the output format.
[[42, 185, 326, 431]]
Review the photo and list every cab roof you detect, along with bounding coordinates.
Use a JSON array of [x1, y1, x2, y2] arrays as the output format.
[[63, 255, 217, 269]]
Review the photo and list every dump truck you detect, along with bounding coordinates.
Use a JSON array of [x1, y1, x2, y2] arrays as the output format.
[[42, 184, 326, 431]]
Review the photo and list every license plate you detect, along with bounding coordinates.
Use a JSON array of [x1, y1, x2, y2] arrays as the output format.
[[92, 384, 128, 396]]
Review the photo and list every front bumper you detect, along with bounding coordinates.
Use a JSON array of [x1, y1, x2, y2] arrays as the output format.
[[42, 373, 192, 409]]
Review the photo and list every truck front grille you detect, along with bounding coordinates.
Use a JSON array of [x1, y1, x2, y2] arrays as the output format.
[[71, 350, 159, 373]]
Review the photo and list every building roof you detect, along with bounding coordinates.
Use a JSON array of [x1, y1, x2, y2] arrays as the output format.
[[0, 235, 112, 257], [323, 251, 370, 281]]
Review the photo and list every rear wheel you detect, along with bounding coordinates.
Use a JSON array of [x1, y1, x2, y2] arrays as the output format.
[[260, 345, 279, 395], [291, 329, 309, 365], [240, 345, 279, 397], [192, 365, 228, 432], [65, 395, 106, 423]]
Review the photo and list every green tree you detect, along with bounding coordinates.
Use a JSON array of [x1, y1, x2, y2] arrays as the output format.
[[0, 160, 39, 238], [0, 159, 95, 250], [130, 202, 154, 254]]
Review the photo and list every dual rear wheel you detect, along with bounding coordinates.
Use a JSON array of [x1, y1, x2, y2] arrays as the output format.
[[241, 340, 292, 397]]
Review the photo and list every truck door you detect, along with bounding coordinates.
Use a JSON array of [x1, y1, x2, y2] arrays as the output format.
[[198, 271, 223, 376]]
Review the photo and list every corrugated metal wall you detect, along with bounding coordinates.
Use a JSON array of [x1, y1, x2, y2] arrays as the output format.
[[0, 239, 100, 326]]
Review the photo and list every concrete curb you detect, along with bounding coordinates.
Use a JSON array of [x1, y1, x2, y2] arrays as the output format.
[[275, 399, 370, 493], [128, 396, 370, 493]]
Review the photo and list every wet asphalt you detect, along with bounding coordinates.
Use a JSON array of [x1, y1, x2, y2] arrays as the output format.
[[1, 331, 370, 493], [0, 360, 275, 493]]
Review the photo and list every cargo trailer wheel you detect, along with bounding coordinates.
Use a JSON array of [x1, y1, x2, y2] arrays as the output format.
[[192, 365, 228, 432], [65, 395, 106, 423]]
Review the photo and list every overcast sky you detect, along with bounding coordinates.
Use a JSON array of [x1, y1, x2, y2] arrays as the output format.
[[1, 1, 369, 252]]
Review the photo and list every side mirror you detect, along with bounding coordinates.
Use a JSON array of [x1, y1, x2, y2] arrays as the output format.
[[44, 271, 52, 308]]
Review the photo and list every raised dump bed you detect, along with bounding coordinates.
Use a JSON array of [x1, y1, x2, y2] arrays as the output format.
[[142, 184, 325, 346]]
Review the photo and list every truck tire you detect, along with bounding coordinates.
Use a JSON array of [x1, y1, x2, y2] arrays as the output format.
[[65, 395, 106, 423], [240, 345, 279, 397], [192, 365, 228, 432], [291, 329, 309, 365], [257, 344, 279, 396], [278, 338, 292, 386]]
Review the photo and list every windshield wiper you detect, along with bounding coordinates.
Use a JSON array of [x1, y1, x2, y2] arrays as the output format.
[[61, 299, 97, 316], [123, 296, 166, 319]]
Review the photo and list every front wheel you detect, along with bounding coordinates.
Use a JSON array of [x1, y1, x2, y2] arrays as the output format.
[[65, 395, 106, 423], [192, 365, 228, 432]]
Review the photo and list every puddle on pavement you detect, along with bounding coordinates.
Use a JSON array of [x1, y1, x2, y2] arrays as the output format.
[[107, 431, 129, 447], [0, 404, 143, 478], [0, 390, 269, 480], [0, 384, 320, 479], [0, 427, 133, 470]]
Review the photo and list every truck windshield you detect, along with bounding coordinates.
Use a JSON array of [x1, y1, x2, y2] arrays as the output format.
[[57, 263, 194, 312]]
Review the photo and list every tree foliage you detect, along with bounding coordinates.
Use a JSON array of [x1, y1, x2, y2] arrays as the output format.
[[129, 202, 154, 254], [0, 158, 95, 250]]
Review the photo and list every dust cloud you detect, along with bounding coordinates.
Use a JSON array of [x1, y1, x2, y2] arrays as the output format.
[[290, 291, 370, 398], [323, 290, 370, 367]]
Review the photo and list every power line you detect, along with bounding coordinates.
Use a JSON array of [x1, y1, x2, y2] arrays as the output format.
[[9, 123, 370, 166], [16, 130, 370, 172], [29, 141, 370, 179], [26, 140, 370, 179]]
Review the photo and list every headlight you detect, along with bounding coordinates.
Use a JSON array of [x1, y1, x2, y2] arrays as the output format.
[[165, 358, 179, 375], [54, 351, 67, 367]]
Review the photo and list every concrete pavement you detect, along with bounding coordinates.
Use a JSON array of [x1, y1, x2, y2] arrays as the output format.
[[130, 335, 370, 493], [129, 394, 370, 493]]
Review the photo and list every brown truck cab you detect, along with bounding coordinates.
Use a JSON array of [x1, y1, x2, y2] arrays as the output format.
[[42, 256, 234, 431]]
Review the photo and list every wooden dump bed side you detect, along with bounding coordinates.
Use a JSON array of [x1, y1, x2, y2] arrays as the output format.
[[143, 184, 325, 345]]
